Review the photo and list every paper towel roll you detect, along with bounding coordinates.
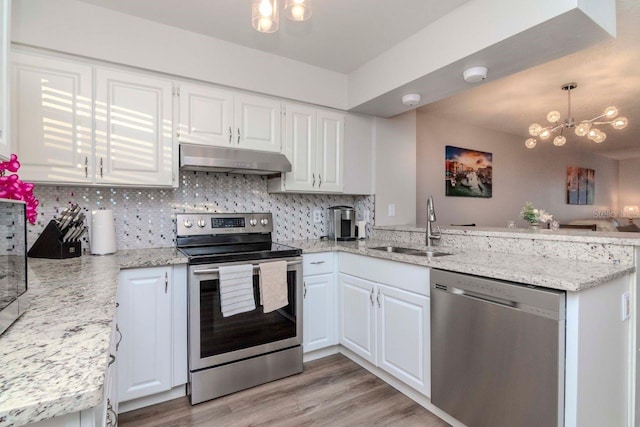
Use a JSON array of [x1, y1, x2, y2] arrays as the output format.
[[357, 220, 367, 239], [90, 209, 117, 255]]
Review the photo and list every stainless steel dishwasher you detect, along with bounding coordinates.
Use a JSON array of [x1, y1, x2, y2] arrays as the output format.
[[430, 269, 566, 427]]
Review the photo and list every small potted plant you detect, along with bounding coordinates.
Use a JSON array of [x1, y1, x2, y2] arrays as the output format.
[[520, 202, 553, 229]]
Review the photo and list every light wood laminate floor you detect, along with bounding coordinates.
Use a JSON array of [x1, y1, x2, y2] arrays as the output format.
[[119, 354, 449, 426]]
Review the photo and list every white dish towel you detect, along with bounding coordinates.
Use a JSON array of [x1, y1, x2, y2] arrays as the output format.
[[259, 260, 288, 313], [218, 264, 255, 317]]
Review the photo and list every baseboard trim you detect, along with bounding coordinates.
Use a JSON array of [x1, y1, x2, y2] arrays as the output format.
[[118, 385, 186, 414], [337, 347, 464, 427], [303, 345, 340, 362]]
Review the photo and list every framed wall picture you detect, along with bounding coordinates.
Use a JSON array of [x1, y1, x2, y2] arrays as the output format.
[[445, 146, 493, 198], [567, 166, 595, 205]]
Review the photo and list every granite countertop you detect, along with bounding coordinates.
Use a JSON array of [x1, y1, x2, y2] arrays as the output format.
[[374, 224, 640, 246], [1, 240, 636, 426], [285, 239, 635, 292], [0, 248, 187, 427]]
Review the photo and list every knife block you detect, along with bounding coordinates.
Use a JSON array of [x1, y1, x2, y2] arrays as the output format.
[[28, 220, 82, 259]]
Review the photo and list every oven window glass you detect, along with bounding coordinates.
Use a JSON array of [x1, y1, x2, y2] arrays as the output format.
[[199, 271, 297, 358], [0, 202, 27, 311]]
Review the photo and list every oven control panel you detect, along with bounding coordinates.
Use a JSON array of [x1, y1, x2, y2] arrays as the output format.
[[176, 213, 273, 236]]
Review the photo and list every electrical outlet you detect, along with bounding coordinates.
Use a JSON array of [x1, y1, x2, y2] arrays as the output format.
[[622, 292, 631, 321], [388, 204, 395, 217], [313, 209, 322, 224], [364, 209, 370, 223]]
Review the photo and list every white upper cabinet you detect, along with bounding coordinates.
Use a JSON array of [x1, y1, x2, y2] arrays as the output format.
[[282, 103, 316, 191], [268, 104, 344, 194], [178, 83, 282, 152], [95, 67, 174, 186], [316, 110, 343, 192], [234, 93, 282, 152], [12, 52, 94, 183], [12, 51, 176, 187], [178, 83, 234, 147], [0, 0, 10, 161]]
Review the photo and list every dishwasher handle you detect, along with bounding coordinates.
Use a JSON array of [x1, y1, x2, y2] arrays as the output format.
[[431, 269, 565, 321], [445, 285, 517, 308]]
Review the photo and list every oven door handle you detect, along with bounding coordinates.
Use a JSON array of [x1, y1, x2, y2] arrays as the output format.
[[192, 260, 302, 275]]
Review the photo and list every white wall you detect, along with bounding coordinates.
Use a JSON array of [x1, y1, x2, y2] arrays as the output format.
[[374, 111, 417, 226], [416, 112, 619, 227], [619, 158, 640, 210], [11, 0, 348, 109]]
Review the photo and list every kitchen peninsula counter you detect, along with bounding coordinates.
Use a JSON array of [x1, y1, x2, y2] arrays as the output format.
[[1, 237, 636, 426], [0, 248, 187, 427], [285, 239, 635, 292]]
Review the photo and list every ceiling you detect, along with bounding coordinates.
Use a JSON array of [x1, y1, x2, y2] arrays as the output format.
[[75, 0, 637, 159], [76, 0, 470, 74], [418, 0, 640, 160]]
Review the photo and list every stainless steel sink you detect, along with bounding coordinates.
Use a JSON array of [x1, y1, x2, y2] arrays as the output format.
[[370, 246, 453, 257]]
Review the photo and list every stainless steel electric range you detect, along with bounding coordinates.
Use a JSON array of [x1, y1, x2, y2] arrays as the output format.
[[176, 212, 303, 405]]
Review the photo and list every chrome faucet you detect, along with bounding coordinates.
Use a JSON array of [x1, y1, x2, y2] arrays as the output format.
[[426, 196, 441, 247]]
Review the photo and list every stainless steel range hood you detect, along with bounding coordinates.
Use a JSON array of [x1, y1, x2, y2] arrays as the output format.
[[180, 143, 292, 175]]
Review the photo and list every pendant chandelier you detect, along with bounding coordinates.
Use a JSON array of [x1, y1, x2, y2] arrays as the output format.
[[525, 82, 628, 149], [252, 0, 312, 34]]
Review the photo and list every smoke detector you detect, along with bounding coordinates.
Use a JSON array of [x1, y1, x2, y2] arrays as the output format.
[[402, 93, 421, 106], [463, 66, 488, 83]]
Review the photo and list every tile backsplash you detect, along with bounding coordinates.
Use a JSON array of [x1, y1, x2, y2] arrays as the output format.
[[29, 172, 374, 251]]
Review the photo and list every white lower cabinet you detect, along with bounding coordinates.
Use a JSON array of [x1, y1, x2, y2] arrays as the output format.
[[338, 253, 431, 396], [117, 266, 173, 402], [117, 265, 188, 404], [338, 273, 376, 364], [302, 253, 337, 353], [376, 283, 429, 395]]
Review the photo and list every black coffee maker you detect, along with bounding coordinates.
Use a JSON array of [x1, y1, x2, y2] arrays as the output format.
[[327, 206, 356, 241]]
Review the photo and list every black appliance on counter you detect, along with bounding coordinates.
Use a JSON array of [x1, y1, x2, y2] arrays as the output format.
[[0, 200, 28, 335], [327, 205, 356, 241], [176, 212, 303, 404]]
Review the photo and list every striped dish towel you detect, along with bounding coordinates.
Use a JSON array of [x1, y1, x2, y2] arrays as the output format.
[[218, 264, 255, 317]]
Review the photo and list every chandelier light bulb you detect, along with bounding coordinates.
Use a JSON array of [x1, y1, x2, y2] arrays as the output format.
[[528, 123, 542, 136], [553, 135, 566, 146], [286, 0, 312, 21], [259, 0, 273, 16], [595, 131, 607, 143], [539, 128, 551, 140], [574, 121, 591, 136], [604, 106, 618, 119], [547, 111, 561, 123], [525, 138, 537, 148], [252, 0, 279, 33], [587, 128, 599, 140], [612, 117, 628, 130]]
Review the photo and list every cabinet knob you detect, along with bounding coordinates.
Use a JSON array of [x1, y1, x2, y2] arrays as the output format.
[[237, 128, 241, 143]]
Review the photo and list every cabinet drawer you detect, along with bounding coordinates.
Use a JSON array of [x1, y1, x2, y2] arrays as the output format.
[[303, 252, 335, 276], [339, 253, 430, 296]]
